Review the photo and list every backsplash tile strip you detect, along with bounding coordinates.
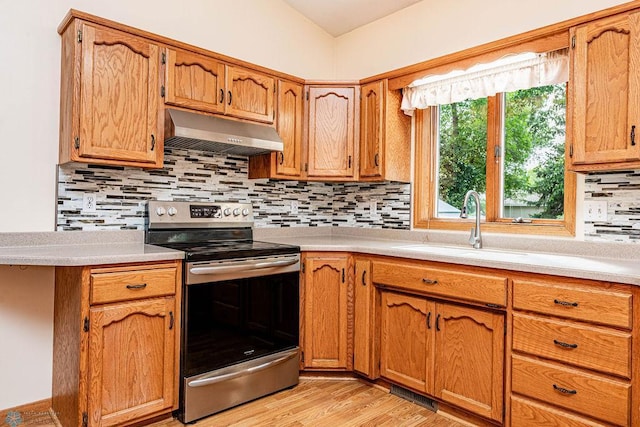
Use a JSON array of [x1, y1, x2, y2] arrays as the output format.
[[57, 148, 411, 231], [58, 149, 640, 243], [584, 170, 640, 242]]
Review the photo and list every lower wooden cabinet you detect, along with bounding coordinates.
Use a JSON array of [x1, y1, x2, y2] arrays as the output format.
[[301, 252, 351, 370], [353, 258, 379, 378], [379, 289, 504, 422], [52, 261, 181, 427]]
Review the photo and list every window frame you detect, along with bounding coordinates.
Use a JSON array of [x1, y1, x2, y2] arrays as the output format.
[[413, 91, 576, 236]]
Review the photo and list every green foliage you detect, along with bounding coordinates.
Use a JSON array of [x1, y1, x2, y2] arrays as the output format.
[[437, 84, 566, 219]]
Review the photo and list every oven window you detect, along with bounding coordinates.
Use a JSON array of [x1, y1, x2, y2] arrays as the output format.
[[184, 272, 299, 376]]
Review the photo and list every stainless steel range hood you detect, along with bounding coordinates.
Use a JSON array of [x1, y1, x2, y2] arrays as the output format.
[[164, 109, 283, 156]]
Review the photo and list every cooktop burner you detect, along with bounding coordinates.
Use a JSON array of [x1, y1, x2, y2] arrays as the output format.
[[160, 239, 300, 262]]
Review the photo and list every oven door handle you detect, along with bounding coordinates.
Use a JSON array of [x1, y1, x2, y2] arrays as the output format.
[[189, 257, 298, 275], [187, 349, 299, 388]]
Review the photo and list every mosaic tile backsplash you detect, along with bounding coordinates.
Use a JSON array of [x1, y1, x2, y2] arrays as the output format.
[[57, 148, 412, 231], [584, 170, 640, 243], [57, 149, 640, 243]]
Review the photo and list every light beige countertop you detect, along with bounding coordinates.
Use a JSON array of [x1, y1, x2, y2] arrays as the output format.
[[0, 231, 183, 266], [2, 227, 639, 285], [255, 227, 640, 286]]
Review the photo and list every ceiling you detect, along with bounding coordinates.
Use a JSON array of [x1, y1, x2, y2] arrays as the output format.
[[282, 0, 424, 37]]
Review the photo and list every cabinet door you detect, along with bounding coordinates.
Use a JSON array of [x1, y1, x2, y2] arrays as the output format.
[[79, 24, 162, 167], [380, 291, 434, 393], [164, 48, 225, 114], [307, 86, 356, 178], [225, 66, 275, 123], [433, 303, 504, 422], [303, 254, 349, 369], [275, 80, 304, 177], [88, 297, 176, 426], [353, 258, 377, 378], [571, 11, 640, 166], [360, 81, 384, 178]]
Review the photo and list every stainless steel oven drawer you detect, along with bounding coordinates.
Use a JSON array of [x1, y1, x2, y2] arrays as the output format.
[[181, 347, 300, 423]]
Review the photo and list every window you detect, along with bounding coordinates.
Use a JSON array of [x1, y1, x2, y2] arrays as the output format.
[[410, 50, 576, 235]]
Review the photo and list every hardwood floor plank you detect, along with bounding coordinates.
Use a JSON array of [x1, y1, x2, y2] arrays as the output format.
[[151, 379, 467, 426]]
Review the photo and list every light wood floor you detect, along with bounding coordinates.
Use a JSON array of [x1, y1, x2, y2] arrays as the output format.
[[152, 378, 469, 427]]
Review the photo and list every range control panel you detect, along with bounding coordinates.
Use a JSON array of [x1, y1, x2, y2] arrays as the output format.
[[147, 201, 254, 229]]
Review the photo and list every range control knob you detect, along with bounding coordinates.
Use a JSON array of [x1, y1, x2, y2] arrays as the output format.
[[233, 208, 241, 216], [167, 207, 178, 216], [242, 208, 250, 216], [155, 207, 166, 216], [223, 208, 231, 216]]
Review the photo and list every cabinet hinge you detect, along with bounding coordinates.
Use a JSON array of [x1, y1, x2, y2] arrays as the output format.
[[301, 351, 304, 363], [504, 323, 507, 336], [304, 163, 308, 172], [306, 91, 309, 101], [74, 136, 80, 150], [77, 30, 82, 43], [83, 317, 89, 332], [161, 52, 166, 65], [161, 85, 165, 98], [569, 144, 574, 158], [301, 261, 305, 273], [494, 145, 501, 159], [571, 35, 576, 49], [82, 412, 88, 427]]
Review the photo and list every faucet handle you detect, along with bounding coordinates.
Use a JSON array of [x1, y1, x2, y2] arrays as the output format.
[[468, 227, 477, 245]]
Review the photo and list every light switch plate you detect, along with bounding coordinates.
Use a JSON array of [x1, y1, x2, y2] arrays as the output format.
[[584, 200, 607, 222]]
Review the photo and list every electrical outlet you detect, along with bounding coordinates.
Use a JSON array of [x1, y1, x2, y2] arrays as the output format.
[[83, 193, 98, 213], [369, 201, 377, 217], [584, 200, 607, 222], [290, 200, 299, 215]]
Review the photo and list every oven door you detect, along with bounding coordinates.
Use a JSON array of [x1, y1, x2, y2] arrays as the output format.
[[183, 269, 299, 376]]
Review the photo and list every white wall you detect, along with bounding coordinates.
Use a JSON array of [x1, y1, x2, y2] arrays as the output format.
[[0, 0, 334, 233], [334, 0, 631, 79], [0, 266, 54, 409]]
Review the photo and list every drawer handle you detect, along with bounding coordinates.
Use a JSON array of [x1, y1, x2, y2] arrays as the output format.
[[422, 278, 438, 285], [554, 299, 578, 307], [553, 339, 578, 349], [553, 384, 577, 395], [126, 283, 148, 290]]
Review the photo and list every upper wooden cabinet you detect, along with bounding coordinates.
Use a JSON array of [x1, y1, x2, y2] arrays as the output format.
[[225, 65, 275, 123], [248, 80, 304, 179], [569, 11, 640, 171], [59, 21, 164, 168], [306, 85, 358, 180], [359, 80, 411, 182], [164, 48, 225, 114], [164, 49, 275, 124]]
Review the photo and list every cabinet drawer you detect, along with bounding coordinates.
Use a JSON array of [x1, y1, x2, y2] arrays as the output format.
[[511, 355, 630, 426], [512, 279, 632, 329], [372, 260, 506, 306], [512, 313, 631, 378], [91, 268, 176, 304], [511, 396, 607, 427]]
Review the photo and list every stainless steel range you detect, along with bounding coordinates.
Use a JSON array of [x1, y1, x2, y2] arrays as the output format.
[[146, 201, 300, 424]]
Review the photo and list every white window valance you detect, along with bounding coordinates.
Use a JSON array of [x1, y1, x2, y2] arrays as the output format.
[[401, 49, 569, 115]]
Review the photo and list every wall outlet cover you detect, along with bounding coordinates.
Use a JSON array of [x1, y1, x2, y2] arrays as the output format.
[[290, 200, 299, 215], [83, 193, 97, 213]]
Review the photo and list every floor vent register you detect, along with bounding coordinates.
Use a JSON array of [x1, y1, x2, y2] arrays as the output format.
[[390, 385, 438, 412]]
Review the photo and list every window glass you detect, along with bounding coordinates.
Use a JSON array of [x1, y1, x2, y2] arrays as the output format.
[[502, 84, 566, 219], [436, 99, 487, 218]]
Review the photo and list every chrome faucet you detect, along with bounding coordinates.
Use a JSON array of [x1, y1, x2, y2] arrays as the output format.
[[460, 190, 483, 249]]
